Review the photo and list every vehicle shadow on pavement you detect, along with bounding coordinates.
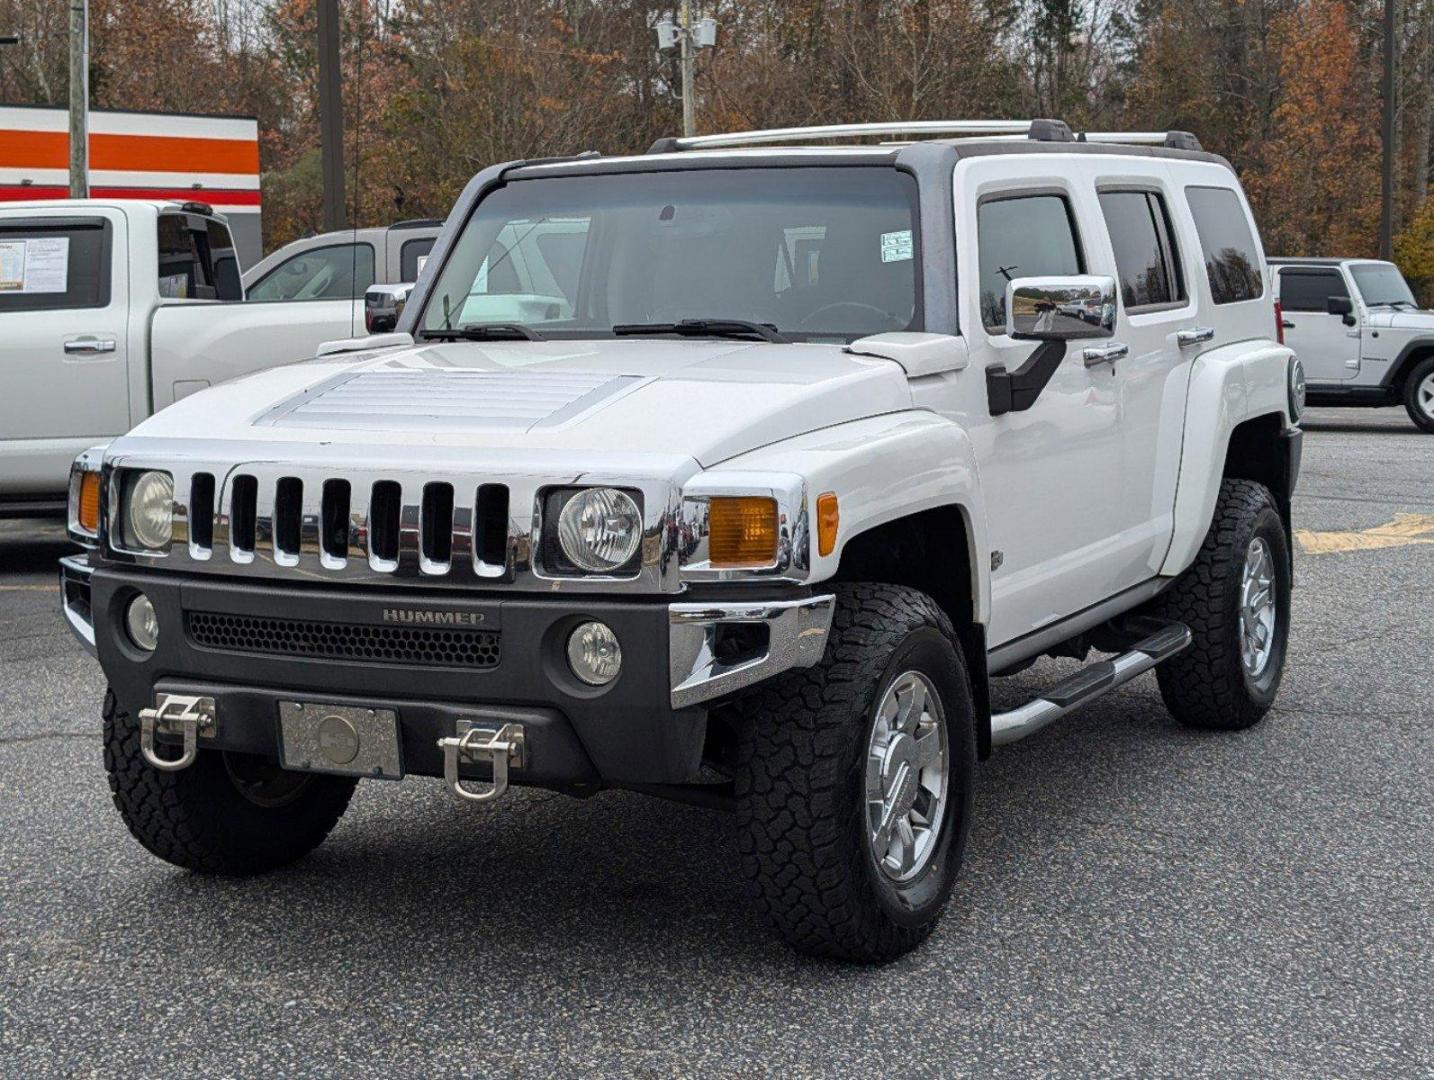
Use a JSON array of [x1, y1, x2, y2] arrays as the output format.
[[96, 671, 1210, 981], [0, 522, 76, 578]]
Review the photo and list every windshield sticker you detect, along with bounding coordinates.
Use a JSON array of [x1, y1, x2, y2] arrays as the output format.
[[881, 229, 913, 263]]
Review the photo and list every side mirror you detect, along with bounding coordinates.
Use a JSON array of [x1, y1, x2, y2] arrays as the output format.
[[365, 282, 414, 334], [1327, 295, 1356, 326], [1005, 276, 1118, 341]]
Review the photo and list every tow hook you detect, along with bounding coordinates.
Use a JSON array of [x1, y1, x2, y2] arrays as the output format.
[[138, 694, 217, 771], [437, 720, 526, 804]]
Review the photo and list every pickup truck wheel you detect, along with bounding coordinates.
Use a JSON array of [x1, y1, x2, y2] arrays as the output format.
[[1156, 480, 1291, 730], [734, 584, 975, 962], [1402, 355, 1434, 433], [102, 688, 357, 874]]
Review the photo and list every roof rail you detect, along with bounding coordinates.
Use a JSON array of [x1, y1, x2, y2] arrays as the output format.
[[646, 120, 1203, 153], [1080, 130, 1203, 151], [649, 120, 1040, 153]]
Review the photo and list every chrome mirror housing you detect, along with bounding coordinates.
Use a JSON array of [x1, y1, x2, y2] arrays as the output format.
[[1005, 276, 1117, 341], [365, 282, 415, 334]]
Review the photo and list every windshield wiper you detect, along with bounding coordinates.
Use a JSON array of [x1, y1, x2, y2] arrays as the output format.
[[613, 318, 789, 344], [421, 323, 547, 342]]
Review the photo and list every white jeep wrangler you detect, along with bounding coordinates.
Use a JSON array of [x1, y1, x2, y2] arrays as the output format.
[[61, 120, 1304, 962], [1270, 257, 1434, 431]]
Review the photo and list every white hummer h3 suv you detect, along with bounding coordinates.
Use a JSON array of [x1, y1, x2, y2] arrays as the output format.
[[1269, 257, 1434, 432], [62, 120, 1304, 962]]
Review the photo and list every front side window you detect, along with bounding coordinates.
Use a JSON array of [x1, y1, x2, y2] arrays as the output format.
[[1185, 186, 1263, 304], [420, 167, 922, 341], [977, 194, 1083, 331], [248, 243, 376, 301], [1098, 190, 1185, 310], [1349, 263, 1418, 309], [0, 219, 111, 312], [1278, 269, 1349, 313]]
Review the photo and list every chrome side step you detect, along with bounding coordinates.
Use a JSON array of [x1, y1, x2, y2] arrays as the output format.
[[990, 621, 1191, 747]]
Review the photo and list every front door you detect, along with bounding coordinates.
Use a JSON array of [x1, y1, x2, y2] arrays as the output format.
[[1277, 266, 1359, 382]]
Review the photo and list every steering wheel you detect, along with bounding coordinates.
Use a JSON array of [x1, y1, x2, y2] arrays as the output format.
[[800, 301, 900, 329]]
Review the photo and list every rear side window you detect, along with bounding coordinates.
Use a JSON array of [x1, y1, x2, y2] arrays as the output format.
[[157, 213, 206, 298], [205, 220, 243, 300], [1098, 190, 1185, 310], [248, 243, 376, 301], [1278, 269, 1349, 312], [400, 237, 436, 282], [1185, 186, 1263, 304], [0, 219, 111, 312], [977, 194, 1084, 331]]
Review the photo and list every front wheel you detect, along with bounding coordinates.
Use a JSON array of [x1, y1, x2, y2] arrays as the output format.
[[734, 584, 976, 962], [1156, 479, 1292, 730], [103, 689, 357, 874], [1403, 354, 1434, 434]]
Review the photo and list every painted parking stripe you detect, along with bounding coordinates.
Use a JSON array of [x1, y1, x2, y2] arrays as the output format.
[[1295, 513, 1434, 555]]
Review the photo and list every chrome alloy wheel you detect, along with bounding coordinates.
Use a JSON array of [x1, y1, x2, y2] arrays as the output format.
[[865, 670, 948, 882], [1239, 537, 1278, 679], [1418, 370, 1434, 421]]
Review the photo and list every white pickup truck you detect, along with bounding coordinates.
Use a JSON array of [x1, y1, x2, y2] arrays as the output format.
[[0, 199, 371, 514]]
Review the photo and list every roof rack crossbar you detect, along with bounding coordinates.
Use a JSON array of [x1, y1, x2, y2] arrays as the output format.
[[1080, 130, 1203, 151], [661, 120, 1035, 151]]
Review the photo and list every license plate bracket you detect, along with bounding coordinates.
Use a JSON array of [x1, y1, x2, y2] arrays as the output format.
[[278, 702, 403, 779]]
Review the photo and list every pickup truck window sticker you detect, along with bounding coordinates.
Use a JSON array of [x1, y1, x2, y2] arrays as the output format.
[[0, 236, 68, 293]]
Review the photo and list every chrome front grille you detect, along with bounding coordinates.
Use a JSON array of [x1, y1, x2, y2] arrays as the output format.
[[103, 460, 685, 593]]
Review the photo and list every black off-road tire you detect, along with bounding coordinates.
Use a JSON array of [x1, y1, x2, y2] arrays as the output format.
[[1402, 354, 1434, 434], [734, 583, 976, 963], [1156, 480, 1291, 730], [103, 688, 357, 874]]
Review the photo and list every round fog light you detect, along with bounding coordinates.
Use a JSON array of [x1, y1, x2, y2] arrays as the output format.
[[125, 593, 159, 652], [567, 621, 621, 686]]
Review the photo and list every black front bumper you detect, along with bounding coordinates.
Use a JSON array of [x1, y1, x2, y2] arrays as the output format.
[[87, 568, 707, 789]]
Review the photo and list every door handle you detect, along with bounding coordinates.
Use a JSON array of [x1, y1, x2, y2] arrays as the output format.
[[1082, 341, 1129, 367], [1281, 319, 1295, 329], [63, 336, 118, 356], [1176, 326, 1215, 348]]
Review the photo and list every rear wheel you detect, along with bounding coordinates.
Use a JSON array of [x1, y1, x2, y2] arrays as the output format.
[[103, 689, 356, 874], [1402, 354, 1434, 433], [734, 584, 976, 962], [1156, 480, 1291, 730]]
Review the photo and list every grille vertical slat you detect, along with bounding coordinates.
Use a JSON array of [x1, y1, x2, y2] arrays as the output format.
[[474, 483, 511, 577], [420, 482, 455, 573], [229, 475, 258, 562], [189, 474, 215, 555], [274, 477, 303, 566], [321, 479, 351, 566], [397, 482, 423, 576]]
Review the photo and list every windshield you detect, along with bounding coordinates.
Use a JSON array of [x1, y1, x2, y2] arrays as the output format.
[[419, 167, 922, 342], [1350, 263, 1418, 308]]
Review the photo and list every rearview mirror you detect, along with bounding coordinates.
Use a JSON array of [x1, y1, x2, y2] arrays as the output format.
[[365, 282, 414, 334], [1326, 295, 1356, 325], [1005, 276, 1117, 341]]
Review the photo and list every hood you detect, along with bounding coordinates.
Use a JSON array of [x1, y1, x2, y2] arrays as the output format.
[[125, 338, 913, 468], [1366, 308, 1434, 330]]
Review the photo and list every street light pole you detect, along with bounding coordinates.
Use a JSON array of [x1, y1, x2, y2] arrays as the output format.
[[317, 0, 346, 232], [68, 0, 88, 198], [679, 0, 695, 138]]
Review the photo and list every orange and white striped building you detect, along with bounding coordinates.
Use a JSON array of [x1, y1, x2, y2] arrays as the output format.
[[0, 105, 262, 265]]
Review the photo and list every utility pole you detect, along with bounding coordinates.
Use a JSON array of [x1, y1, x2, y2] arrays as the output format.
[[68, 0, 88, 198], [317, 0, 346, 232], [655, 7, 716, 138], [1379, 0, 1396, 259], [679, 0, 695, 138]]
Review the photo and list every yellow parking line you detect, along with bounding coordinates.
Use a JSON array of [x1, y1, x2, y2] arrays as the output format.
[[1296, 513, 1434, 555]]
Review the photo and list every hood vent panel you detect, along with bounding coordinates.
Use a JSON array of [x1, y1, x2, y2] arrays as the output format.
[[258, 370, 639, 433]]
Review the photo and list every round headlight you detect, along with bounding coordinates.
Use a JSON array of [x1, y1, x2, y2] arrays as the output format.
[[1288, 356, 1306, 422], [567, 621, 622, 686], [125, 593, 159, 651], [557, 488, 642, 573], [126, 470, 174, 551]]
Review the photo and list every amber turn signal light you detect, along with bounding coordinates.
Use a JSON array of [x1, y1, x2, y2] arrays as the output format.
[[78, 471, 101, 534], [708, 496, 779, 567], [817, 492, 839, 557]]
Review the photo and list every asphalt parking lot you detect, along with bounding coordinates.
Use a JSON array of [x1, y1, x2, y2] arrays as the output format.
[[1, 406, 1430, 1079]]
